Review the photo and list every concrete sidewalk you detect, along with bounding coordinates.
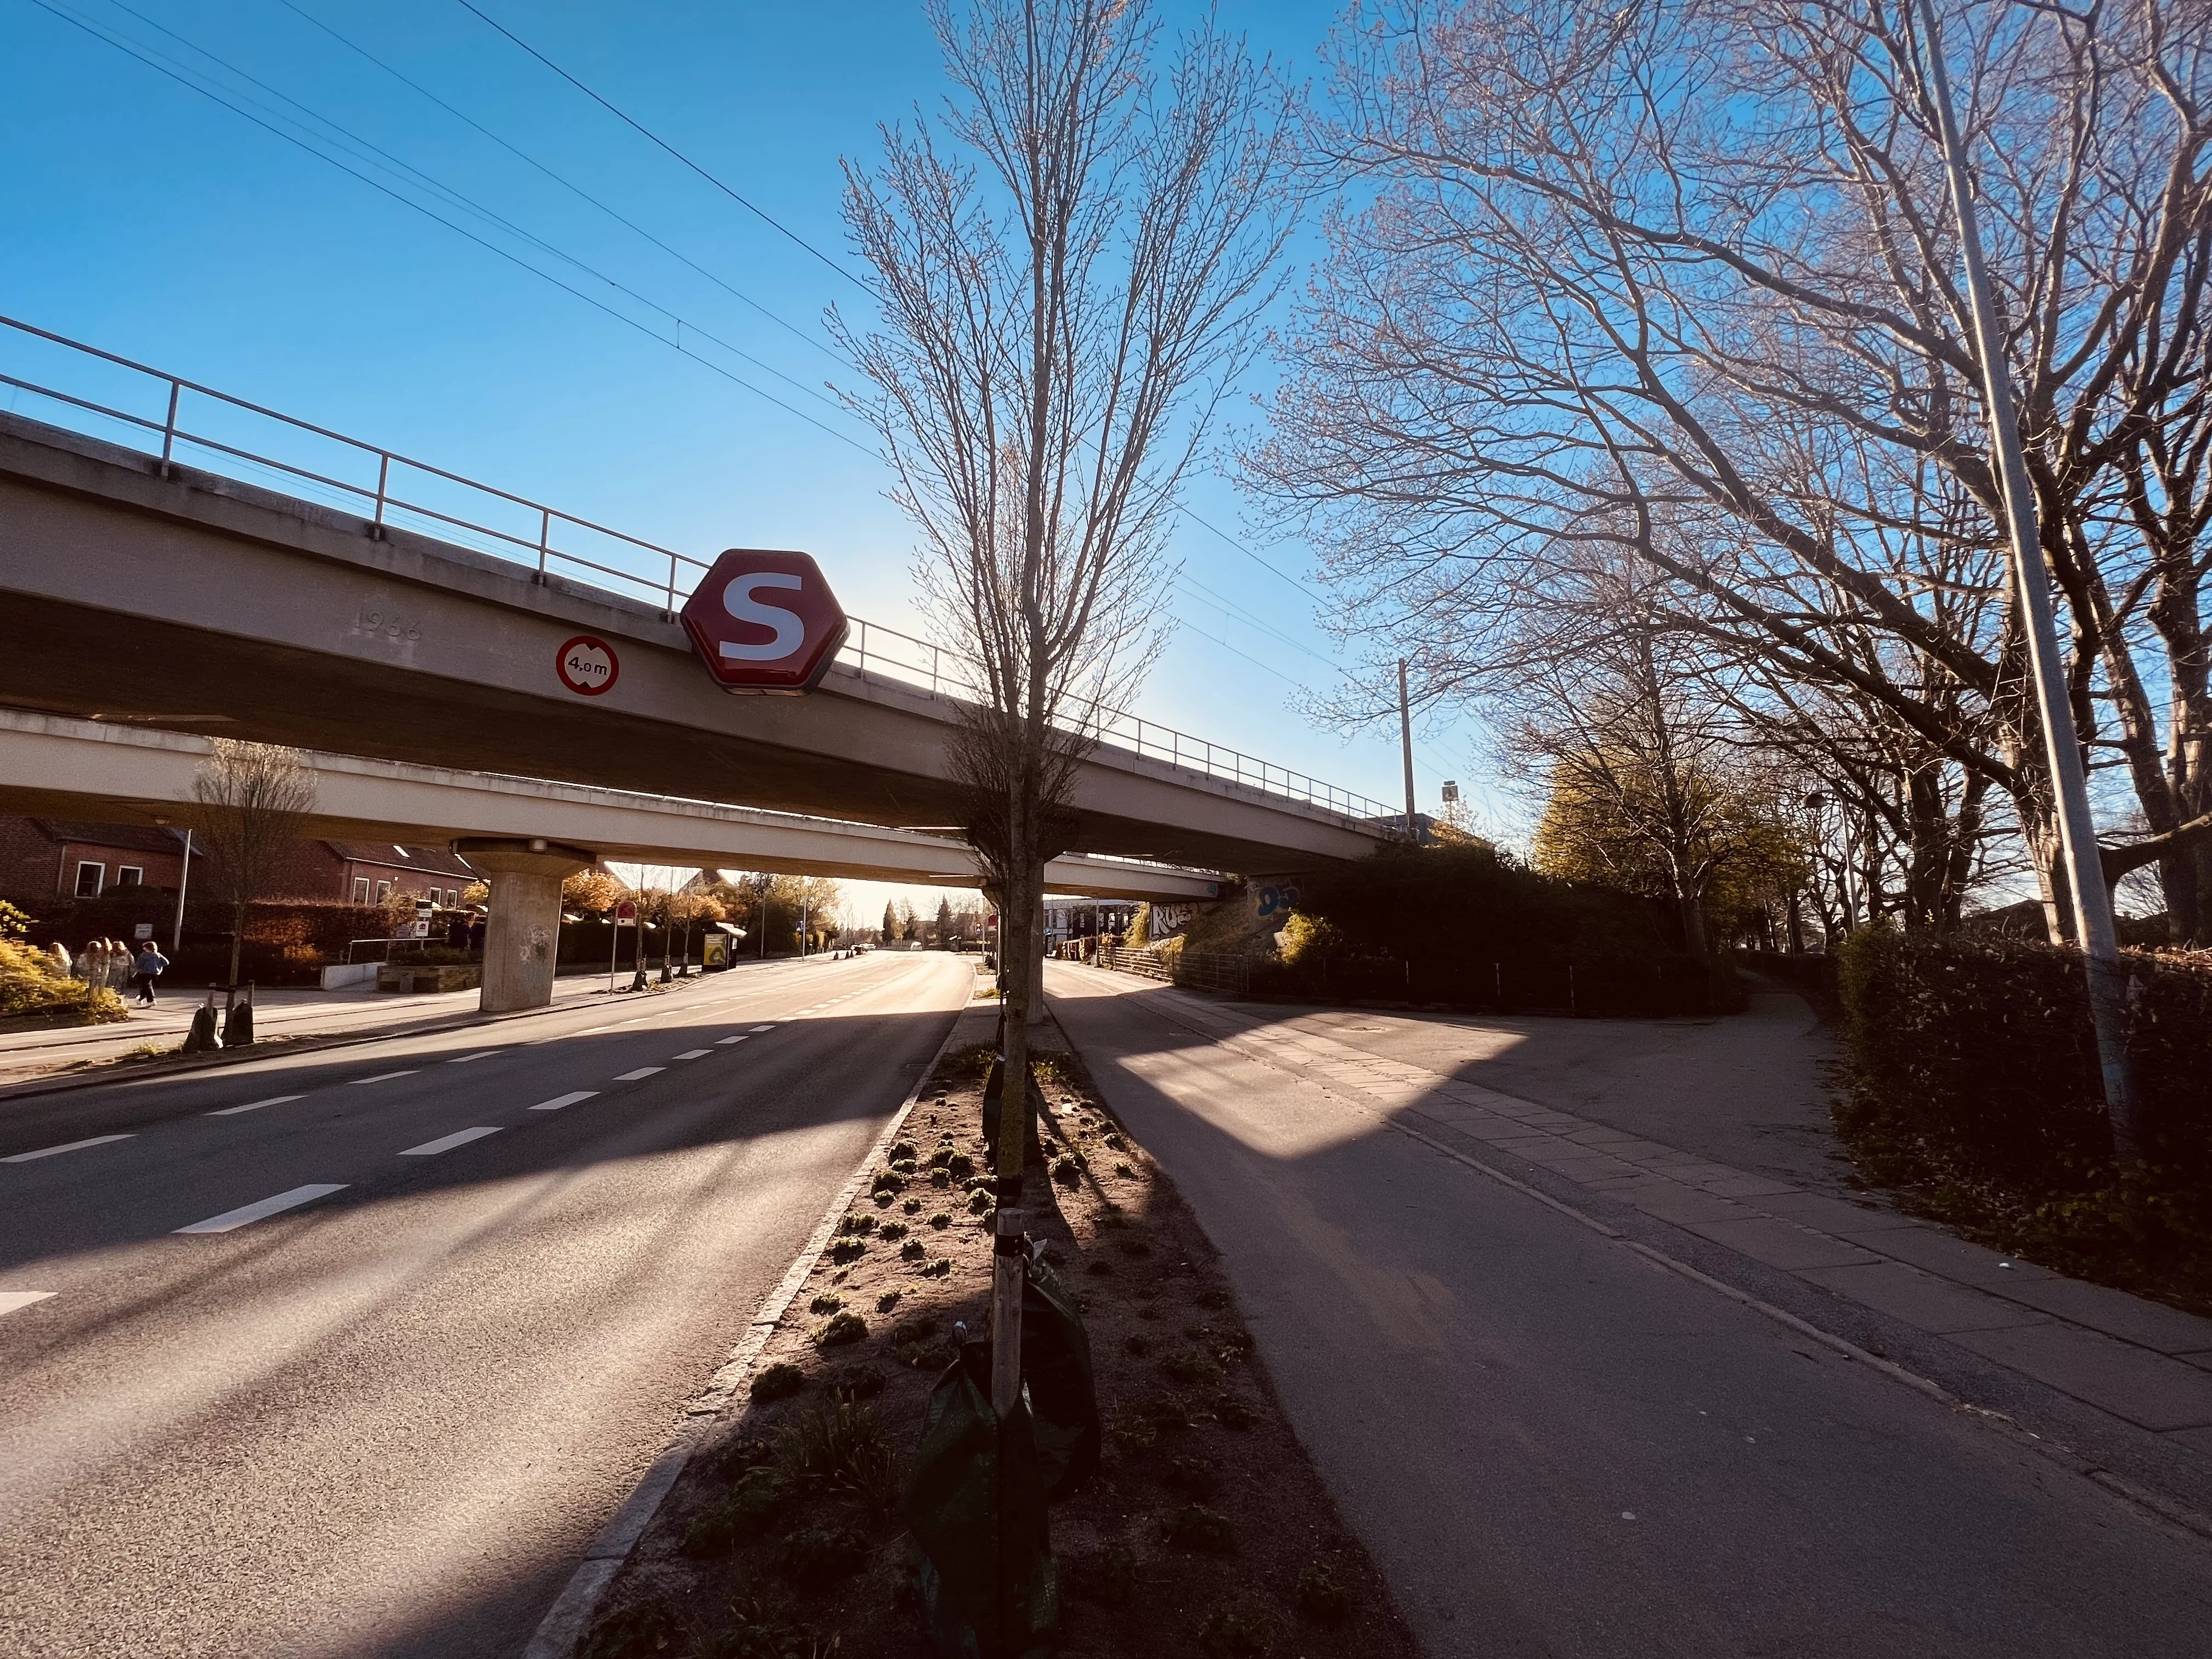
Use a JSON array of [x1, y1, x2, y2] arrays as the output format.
[[1047, 962, 2212, 1656], [1174, 983, 2212, 1448]]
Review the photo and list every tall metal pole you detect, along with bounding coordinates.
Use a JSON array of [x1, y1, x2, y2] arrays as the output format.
[[171, 827, 193, 951], [1397, 659, 1419, 844], [1912, 0, 2138, 1155]]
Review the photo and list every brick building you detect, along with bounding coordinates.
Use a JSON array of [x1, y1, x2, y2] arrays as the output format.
[[0, 816, 479, 912]]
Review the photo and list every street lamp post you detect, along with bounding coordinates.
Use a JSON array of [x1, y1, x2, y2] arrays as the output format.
[[1912, 0, 2138, 1155]]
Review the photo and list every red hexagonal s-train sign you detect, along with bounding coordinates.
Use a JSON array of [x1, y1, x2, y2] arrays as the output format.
[[679, 549, 849, 695]]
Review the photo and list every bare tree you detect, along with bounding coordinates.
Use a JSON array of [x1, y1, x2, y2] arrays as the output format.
[[190, 739, 316, 995], [1249, 0, 2212, 941], [836, 0, 1294, 1411]]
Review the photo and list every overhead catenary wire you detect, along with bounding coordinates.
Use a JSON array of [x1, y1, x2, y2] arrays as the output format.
[[451, 0, 875, 297], [26, 0, 875, 455], [271, 0, 847, 368], [99, 0, 851, 420]]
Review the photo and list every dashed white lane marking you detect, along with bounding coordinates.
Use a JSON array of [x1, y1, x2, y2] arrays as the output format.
[[749, 1025, 775, 1033], [672, 1049, 712, 1060], [613, 1067, 664, 1081], [349, 1071, 419, 1086], [447, 1050, 505, 1064], [529, 1091, 599, 1112], [1, 1291, 58, 1317], [715, 1035, 749, 1046], [208, 1094, 305, 1117], [399, 1126, 503, 1156], [177, 1183, 347, 1234], [2, 1135, 136, 1164]]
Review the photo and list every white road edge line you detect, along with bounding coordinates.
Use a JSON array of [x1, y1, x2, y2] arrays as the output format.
[[399, 1126, 503, 1156], [520, 1006, 970, 1659], [208, 1094, 305, 1116], [529, 1091, 599, 1112], [612, 1067, 663, 1082], [0, 1290, 59, 1316], [448, 1050, 505, 1064], [1, 1134, 136, 1163], [349, 1071, 419, 1086], [176, 1183, 347, 1234]]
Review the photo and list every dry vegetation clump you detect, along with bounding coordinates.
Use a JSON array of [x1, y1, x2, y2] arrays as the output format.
[[580, 1032, 1417, 1659]]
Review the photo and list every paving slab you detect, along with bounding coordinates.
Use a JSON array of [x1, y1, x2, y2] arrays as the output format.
[[1980, 1276, 2212, 1356], [1624, 1186, 1760, 1228], [2167, 1426, 2212, 1461], [1841, 1223, 2056, 1286], [1697, 1175, 1804, 1200], [1750, 1189, 1925, 1235], [1946, 1323, 2212, 1432], [2178, 1352, 2212, 1376], [1683, 1216, 1884, 1272], [1795, 1262, 2053, 1336]]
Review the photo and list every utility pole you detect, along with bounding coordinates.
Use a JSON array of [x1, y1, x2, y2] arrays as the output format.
[[1397, 659, 1419, 844], [1911, 0, 2138, 1155]]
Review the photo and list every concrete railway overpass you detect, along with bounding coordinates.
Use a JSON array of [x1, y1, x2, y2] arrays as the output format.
[[0, 320, 1384, 1005], [0, 709, 1223, 902]]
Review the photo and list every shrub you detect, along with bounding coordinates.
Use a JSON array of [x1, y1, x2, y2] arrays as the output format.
[[928, 1210, 952, 1229], [838, 1214, 876, 1237], [827, 1239, 866, 1266], [579, 1599, 680, 1659], [1198, 1604, 1276, 1657], [900, 1239, 927, 1261], [1214, 1393, 1255, 1430], [967, 1189, 994, 1215], [811, 1311, 867, 1348], [1836, 928, 2212, 1302], [0, 939, 127, 1024], [945, 1152, 976, 1180], [1293, 1561, 1354, 1623], [749, 1363, 806, 1403], [877, 1220, 910, 1242], [1160, 1503, 1234, 1553], [1162, 1350, 1221, 1387], [870, 1170, 906, 1197], [1165, 1455, 1218, 1498], [1052, 1154, 1083, 1188], [887, 1139, 918, 1164], [1267, 840, 1741, 1015], [681, 1469, 782, 1556], [775, 1402, 902, 1514], [807, 1293, 843, 1316], [775, 1520, 870, 1582], [919, 1257, 952, 1278]]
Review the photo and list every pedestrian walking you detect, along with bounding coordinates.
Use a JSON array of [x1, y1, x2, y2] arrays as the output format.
[[131, 940, 169, 1006]]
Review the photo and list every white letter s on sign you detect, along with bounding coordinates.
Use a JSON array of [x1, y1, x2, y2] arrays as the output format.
[[718, 572, 805, 661]]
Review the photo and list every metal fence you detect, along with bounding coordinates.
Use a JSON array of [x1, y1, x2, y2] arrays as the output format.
[[1, 314, 1396, 830]]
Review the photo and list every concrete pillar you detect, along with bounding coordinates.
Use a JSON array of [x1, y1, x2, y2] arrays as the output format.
[[453, 838, 596, 1013]]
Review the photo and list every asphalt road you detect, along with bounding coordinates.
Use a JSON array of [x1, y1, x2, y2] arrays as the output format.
[[0, 950, 971, 1659], [1048, 962, 2212, 1658]]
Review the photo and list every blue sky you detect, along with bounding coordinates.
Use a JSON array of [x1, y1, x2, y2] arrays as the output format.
[[1, 0, 1509, 906]]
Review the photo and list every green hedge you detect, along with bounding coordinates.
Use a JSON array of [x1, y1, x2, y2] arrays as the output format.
[[1836, 929, 2212, 1305], [1272, 843, 1742, 1017]]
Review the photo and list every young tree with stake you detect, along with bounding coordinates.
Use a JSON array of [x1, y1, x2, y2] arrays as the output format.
[[837, 0, 1294, 1430], [190, 740, 316, 1003]]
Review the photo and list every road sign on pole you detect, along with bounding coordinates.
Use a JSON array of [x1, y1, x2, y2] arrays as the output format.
[[678, 549, 849, 694]]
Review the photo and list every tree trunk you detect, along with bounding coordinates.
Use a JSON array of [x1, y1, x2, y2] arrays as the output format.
[[228, 899, 246, 998]]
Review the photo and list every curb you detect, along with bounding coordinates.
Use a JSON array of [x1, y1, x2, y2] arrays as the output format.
[[521, 1002, 980, 1659]]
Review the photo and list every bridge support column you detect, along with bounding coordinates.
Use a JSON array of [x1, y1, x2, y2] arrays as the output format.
[[453, 838, 596, 1013]]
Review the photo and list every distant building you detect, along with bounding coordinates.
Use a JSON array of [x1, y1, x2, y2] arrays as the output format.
[[0, 816, 478, 911]]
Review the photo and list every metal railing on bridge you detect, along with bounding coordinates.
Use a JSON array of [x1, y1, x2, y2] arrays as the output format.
[[1, 315, 1396, 830]]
